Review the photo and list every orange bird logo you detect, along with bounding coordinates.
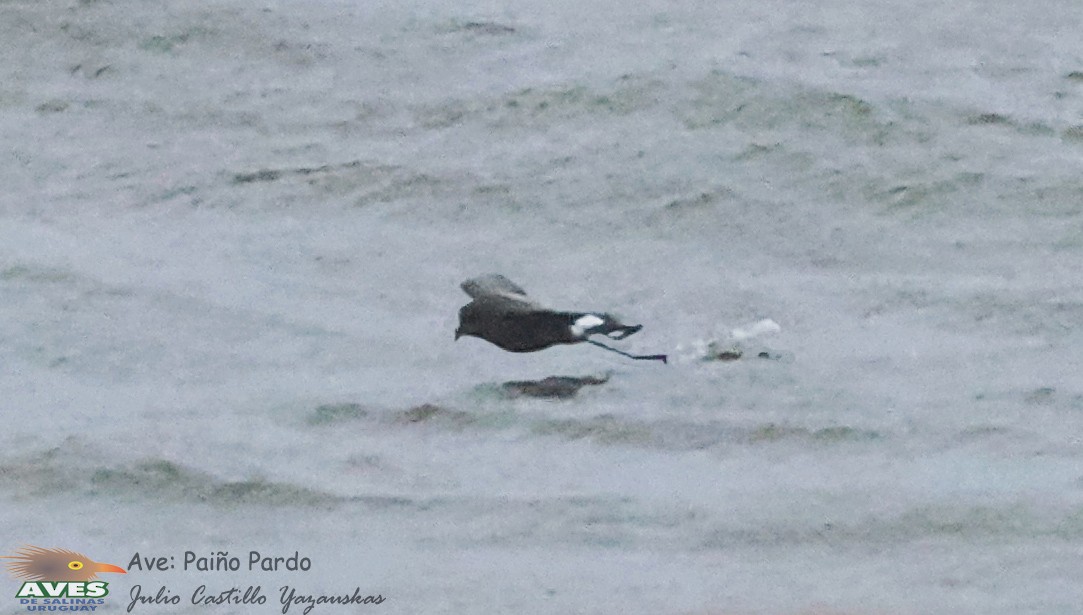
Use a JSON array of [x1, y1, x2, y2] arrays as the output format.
[[2, 546, 126, 582]]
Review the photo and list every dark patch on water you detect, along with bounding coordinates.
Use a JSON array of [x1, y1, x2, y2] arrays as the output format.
[[233, 169, 282, 184], [954, 424, 1015, 444], [747, 423, 881, 444], [500, 375, 610, 399], [394, 403, 474, 426], [140, 34, 183, 53], [452, 21, 517, 35], [36, 100, 69, 114], [0, 265, 75, 284], [154, 184, 199, 204], [957, 112, 1055, 138], [967, 112, 1012, 126], [232, 160, 365, 185], [308, 402, 370, 425], [137, 26, 216, 55], [1063, 125, 1083, 142], [71, 63, 113, 79], [733, 142, 777, 161], [662, 188, 733, 213], [1024, 387, 1056, 406], [707, 347, 744, 361]]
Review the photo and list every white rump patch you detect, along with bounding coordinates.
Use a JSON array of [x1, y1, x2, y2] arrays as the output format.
[[571, 314, 605, 337]]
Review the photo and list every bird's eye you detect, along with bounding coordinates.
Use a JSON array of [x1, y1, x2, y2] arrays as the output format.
[[68, 561, 84, 571]]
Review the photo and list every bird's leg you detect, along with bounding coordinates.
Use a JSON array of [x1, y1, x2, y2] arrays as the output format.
[[586, 339, 668, 363]]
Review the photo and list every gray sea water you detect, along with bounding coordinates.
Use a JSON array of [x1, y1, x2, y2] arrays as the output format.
[[2, 0, 1083, 613]]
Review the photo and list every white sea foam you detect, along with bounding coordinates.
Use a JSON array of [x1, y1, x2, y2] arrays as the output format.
[[731, 318, 782, 341]]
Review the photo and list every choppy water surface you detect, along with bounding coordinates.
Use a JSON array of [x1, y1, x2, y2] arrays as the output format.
[[2, 0, 1082, 613]]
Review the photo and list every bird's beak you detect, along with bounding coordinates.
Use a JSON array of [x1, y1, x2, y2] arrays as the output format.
[[454, 328, 462, 341], [93, 562, 127, 575]]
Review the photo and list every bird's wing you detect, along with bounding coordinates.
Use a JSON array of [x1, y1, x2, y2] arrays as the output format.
[[467, 293, 544, 315], [461, 274, 530, 300]]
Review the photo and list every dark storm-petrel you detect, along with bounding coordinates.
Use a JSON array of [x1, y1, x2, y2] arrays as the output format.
[[454, 274, 667, 363]]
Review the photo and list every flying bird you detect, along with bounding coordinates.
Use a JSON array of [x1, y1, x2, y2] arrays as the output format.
[[2, 546, 126, 581], [455, 274, 667, 363]]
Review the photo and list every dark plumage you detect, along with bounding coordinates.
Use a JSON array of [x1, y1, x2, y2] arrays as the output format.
[[454, 274, 666, 362]]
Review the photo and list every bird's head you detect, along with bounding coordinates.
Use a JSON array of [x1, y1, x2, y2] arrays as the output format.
[[454, 307, 482, 341], [455, 324, 480, 341], [2, 546, 126, 582]]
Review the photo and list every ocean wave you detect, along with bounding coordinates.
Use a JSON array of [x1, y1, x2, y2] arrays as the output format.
[[0, 445, 338, 506], [306, 396, 885, 452]]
